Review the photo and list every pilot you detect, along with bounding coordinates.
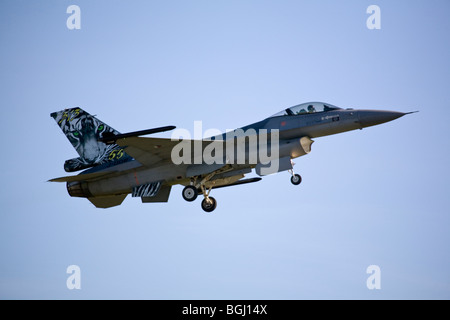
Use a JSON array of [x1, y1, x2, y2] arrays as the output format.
[[307, 105, 316, 113]]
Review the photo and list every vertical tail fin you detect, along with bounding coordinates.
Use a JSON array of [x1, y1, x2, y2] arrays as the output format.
[[51, 108, 124, 172]]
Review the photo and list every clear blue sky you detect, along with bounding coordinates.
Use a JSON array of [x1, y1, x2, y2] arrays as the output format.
[[0, 0, 449, 299]]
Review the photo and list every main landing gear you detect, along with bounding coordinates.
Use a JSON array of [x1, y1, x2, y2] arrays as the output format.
[[182, 185, 198, 202], [182, 184, 217, 213], [182, 161, 302, 213], [201, 196, 217, 213], [182, 172, 219, 213]]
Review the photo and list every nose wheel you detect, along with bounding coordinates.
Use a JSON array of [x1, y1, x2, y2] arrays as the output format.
[[288, 160, 302, 186], [290, 173, 302, 185]]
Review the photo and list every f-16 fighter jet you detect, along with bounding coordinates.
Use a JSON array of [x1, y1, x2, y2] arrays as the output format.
[[50, 102, 415, 212]]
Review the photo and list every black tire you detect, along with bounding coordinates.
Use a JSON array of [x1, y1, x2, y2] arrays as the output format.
[[201, 197, 217, 213], [291, 174, 302, 185], [182, 185, 198, 202]]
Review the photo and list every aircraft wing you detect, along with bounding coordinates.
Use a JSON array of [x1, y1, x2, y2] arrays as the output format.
[[115, 137, 206, 167]]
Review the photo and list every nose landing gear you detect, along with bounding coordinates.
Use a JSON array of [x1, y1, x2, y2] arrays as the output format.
[[288, 160, 302, 185], [290, 173, 302, 185]]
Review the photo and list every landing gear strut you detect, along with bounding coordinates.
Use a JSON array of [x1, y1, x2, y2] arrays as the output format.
[[198, 184, 217, 213], [181, 171, 222, 213], [289, 160, 302, 185]]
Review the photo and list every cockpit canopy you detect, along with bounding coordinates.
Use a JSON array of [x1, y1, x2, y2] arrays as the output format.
[[271, 102, 341, 117]]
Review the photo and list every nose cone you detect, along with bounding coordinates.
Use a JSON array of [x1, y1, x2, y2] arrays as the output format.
[[358, 110, 406, 128]]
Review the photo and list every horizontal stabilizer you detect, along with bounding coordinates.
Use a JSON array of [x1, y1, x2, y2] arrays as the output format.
[[48, 171, 116, 183]]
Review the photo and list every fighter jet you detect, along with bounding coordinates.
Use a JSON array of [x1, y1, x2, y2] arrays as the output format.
[[49, 102, 415, 212]]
